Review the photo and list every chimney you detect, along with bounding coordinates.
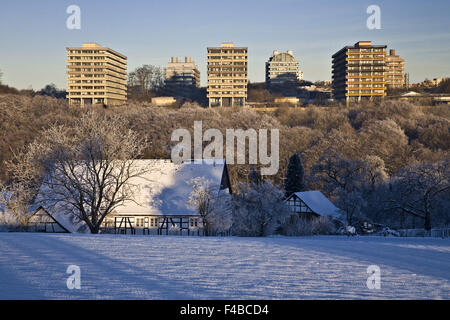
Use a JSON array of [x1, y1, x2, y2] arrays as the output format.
[[390, 49, 396, 56], [273, 50, 279, 56], [287, 50, 293, 56], [185, 57, 191, 63]]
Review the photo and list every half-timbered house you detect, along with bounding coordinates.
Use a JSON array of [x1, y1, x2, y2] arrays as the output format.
[[285, 191, 340, 220], [31, 159, 231, 235]]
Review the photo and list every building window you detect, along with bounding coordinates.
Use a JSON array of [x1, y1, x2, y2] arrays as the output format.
[[190, 218, 198, 227], [136, 218, 144, 227]]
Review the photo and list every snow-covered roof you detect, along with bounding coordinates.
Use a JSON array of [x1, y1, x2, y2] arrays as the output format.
[[401, 91, 420, 96], [33, 159, 229, 232], [113, 159, 227, 216], [293, 191, 340, 218]]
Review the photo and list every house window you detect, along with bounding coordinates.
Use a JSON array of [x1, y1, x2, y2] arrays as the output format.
[[150, 218, 157, 228], [136, 218, 145, 227], [190, 218, 198, 227]]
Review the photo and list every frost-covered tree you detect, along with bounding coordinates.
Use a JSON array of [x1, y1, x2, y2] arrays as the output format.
[[0, 184, 35, 230], [284, 153, 305, 198], [0, 138, 45, 230], [361, 155, 388, 190], [188, 177, 232, 236], [336, 190, 366, 226], [13, 111, 150, 234], [311, 149, 363, 196], [385, 160, 450, 231], [232, 181, 290, 237]]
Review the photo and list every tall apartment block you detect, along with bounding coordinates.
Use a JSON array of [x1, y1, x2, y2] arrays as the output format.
[[207, 42, 248, 107], [265, 50, 303, 87], [332, 41, 387, 103], [164, 57, 200, 98], [66, 43, 127, 106], [386, 49, 405, 89]]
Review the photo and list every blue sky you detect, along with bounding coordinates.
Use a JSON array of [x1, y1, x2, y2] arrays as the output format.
[[0, 0, 449, 90]]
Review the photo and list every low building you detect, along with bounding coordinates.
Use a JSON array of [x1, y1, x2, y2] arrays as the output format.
[[285, 191, 340, 219], [151, 96, 177, 106], [30, 159, 232, 235], [28, 210, 70, 233], [274, 97, 300, 105]]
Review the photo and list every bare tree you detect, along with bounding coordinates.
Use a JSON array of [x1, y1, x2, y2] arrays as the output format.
[[0, 183, 35, 230], [386, 160, 450, 231], [188, 177, 232, 236], [15, 111, 150, 234], [311, 149, 363, 196], [0, 142, 44, 230], [336, 190, 366, 225], [128, 65, 164, 99]]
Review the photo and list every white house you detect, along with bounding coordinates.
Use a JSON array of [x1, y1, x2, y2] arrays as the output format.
[[29, 159, 232, 235], [285, 191, 340, 219]]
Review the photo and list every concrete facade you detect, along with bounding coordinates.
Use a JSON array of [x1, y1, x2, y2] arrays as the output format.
[[266, 50, 303, 87], [66, 43, 127, 106], [332, 41, 387, 103], [386, 49, 405, 89], [207, 42, 248, 107], [164, 57, 200, 98]]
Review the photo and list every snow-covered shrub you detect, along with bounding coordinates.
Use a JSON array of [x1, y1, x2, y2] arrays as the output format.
[[188, 178, 232, 236], [279, 214, 336, 236], [0, 189, 34, 232], [311, 216, 336, 235], [0, 207, 19, 232], [278, 214, 313, 236], [232, 181, 290, 237]]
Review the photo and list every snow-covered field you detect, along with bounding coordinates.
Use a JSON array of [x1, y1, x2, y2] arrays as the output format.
[[0, 233, 449, 299]]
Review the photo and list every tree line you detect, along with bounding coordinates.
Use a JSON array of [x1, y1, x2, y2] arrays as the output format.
[[0, 94, 448, 233]]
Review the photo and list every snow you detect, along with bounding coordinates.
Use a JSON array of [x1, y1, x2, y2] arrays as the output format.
[[0, 233, 449, 299], [115, 159, 226, 216], [30, 159, 227, 233], [401, 91, 420, 96], [294, 191, 340, 218], [35, 159, 226, 221]]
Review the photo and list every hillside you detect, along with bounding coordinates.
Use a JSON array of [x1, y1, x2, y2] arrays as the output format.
[[1, 94, 448, 185]]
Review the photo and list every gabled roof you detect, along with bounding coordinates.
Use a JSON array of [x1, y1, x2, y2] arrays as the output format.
[[290, 190, 340, 218], [113, 159, 229, 216], [29, 207, 71, 233]]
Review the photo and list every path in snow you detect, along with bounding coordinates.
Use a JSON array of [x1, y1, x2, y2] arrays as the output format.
[[0, 233, 449, 299]]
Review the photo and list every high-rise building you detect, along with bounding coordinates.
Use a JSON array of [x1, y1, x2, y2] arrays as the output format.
[[164, 57, 200, 98], [332, 41, 386, 103], [207, 42, 248, 107], [386, 49, 405, 89], [265, 50, 303, 87], [66, 43, 127, 106]]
